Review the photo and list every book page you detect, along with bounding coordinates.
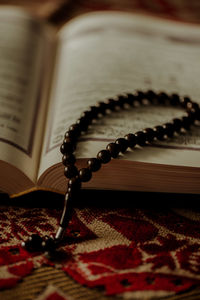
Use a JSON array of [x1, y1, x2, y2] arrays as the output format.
[[0, 7, 54, 182], [39, 11, 200, 177]]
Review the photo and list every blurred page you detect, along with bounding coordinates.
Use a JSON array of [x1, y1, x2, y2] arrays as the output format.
[[0, 7, 54, 181]]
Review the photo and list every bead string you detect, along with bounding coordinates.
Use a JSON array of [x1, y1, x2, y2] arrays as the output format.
[[22, 90, 200, 253]]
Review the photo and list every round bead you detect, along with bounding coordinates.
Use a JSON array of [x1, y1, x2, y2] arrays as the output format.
[[76, 117, 90, 131], [136, 90, 145, 102], [81, 110, 93, 121], [124, 133, 137, 148], [79, 168, 92, 182], [97, 150, 111, 164], [106, 142, 120, 158], [107, 98, 117, 110], [68, 124, 81, 135], [163, 122, 174, 138], [64, 165, 78, 178], [62, 154, 76, 166], [186, 102, 200, 119], [143, 128, 155, 143], [89, 106, 99, 118], [181, 116, 192, 129], [22, 240, 33, 251], [64, 130, 78, 140], [115, 138, 129, 153], [145, 90, 156, 102], [190, 102, 199, 111], [180, 96, 191, 108], [196, 109, 200, 121], [173, 118, 182, 132], [117, 95, 126, 107], [187, 111, 196, 123], [23, 234, 43, 252], [135, 131, 147, 146], [60, 139, 75, 155], [126, 94, 136, 106], [187, 109, 200, 122], [170, 93, 180, 106], [97, 102, 108, 114], [153, 126, 166, 140], [87, 158, 101, 172], [185, 101, 193, 110], [158, 92, 169, 104], [42, 237, 56, 252], [30, 234, 43, 243], [68, 177, 82, 191], [191, 108, 200, 121]]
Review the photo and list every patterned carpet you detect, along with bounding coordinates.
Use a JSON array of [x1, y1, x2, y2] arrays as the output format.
[[1, 194, 200, 299]]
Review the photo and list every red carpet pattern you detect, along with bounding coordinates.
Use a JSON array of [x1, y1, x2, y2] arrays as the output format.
[[0, 205, 200, 298]]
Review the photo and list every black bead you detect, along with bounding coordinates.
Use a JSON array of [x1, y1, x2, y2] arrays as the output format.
[[153, 126, 166, 140], [186, 102, 200, 119], [64, 130, 78, 141], [64, 165, 78, 178], [124, 133, 137, 148], [30, 234, 43, 244], [190, 108, 200, 121], [117, 95, 126, 107], [181, 96, 191, 108], [187, 109, 200, 122], [87, 158, 101, 172], [62, 154, 76, 166], [42, 237, 56, 252], [181, 116, 192, 129], [145, 90, 156, 102], [190, 102, 199, 111], [79, 168, 92, 182], [81, 110, 93, 121], [187, 115, 194, 127], [68, 124, 81, 135], [89, 106, 100, 118], [60, 144, 66, 155], [115, 138, 129, 153], [97, 150, 111, 164], [97, 102, 108, 114], [126, 94, 136, 106], [23, 234, 43, 252], [68, 176, 82, 191], [187, 111, 196, 123], [107, 98, 117, 110], [76, 117, 90, 131], [60, 139, 76, 154], [22, 240, 33, 251], [135, 131, 147, 146], [136, 90, 145, 102], [173, 118, 182, 132], [158, 92, 169, 104], [163, 122, 174, 138], [143, 128, 156, 143], [106, 142, 120, 158], [170, 93, 180, 106]]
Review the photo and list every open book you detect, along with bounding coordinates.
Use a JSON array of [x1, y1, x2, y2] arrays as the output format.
[[1, 6, 200, 197]]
